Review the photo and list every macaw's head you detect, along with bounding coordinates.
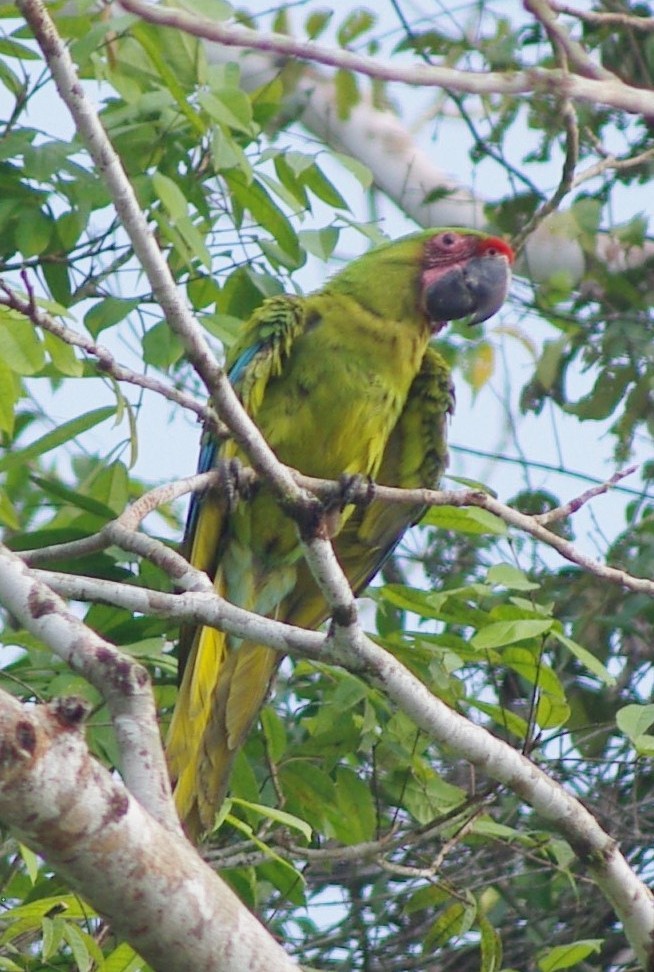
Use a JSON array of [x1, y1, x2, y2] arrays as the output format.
[[420, 230, 514, 332], [326, 227, 513, 331]]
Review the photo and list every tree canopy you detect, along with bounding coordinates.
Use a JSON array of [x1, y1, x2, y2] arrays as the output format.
[[1, 1, 654, 970]]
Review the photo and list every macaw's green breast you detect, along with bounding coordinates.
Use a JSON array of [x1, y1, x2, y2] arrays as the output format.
[[233, 291, 431, 569], [255, 291, 430, 478]]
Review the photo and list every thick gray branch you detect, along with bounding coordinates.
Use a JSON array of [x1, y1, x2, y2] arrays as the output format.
[[0, 692, 298, 972], [0, 543, 178, 833]]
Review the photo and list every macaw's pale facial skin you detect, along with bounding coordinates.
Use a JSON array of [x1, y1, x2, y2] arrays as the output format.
[[166, 228, 514, 839]]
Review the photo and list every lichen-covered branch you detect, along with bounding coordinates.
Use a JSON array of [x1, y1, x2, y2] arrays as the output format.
[[0, 543, 179, 833], [0, 691, 299, 972]]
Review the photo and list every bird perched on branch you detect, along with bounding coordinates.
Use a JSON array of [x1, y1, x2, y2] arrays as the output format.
[[166, 228, 514, 837]]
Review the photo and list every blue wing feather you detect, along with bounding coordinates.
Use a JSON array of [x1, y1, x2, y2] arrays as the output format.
[[184, 340, 265, 549], [228, 341, 263, 385]]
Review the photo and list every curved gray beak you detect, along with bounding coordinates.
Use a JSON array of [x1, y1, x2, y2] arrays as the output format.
[[425, 253, 512, 326]]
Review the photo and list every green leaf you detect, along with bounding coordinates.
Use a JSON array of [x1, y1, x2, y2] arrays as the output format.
[[152, 171, 189, 222], [535, 693, 570, 730], [306, 9, 333, 39], [404, 884, 450, 914], [210, 126, 251, 174], [503, 646, 566, 699], [15, 208, 52, 256], [0, 36, 41, 60], [330, 766, 376, 844], [422, 505, 507, 535], [229, 797, 312, 842], [18, 844, 38, 884], [0, 487, 19, 529], [301, 164, 348, 209], [42, 261, 72, 305], [617, 703, 654, 742], [0, 959, 24, 971], [462, 340, 495, 394], [379, 585, 448, 620], [471, 619, 552, 650], [467, 699, 529, 739], [479, 915, 503, 972], [226, 173, 300, 260], [566, 366, 632, 421], [337, 9, 375, 45], [487, 563, 539, 591], [424, 899, 476, 950], [30, 474, 120, 520], [0, 359, 19, 435], [62, 922, 92, 972], [84, 297, 140, 338], [142, 320, 184, 369], [130, 21, 204, 132], [0, 406, 116, 472], [199, 88, 254, 134], [538, 939, 602, 971], [0, 58, 23, 99], [222, 807, 306, 885], [332, 151, 373, 189], [0, 309, 45, 374], [549, 630, 615, 686], [334, 68, 359, 120], [82, 460, 130, 516], [41, 916, 65, 961], [0, 895, 96, 939], [260, 706, 287, 763], [42, 331, 83, 377], [298, 227, 340, 260], [445, 473, 497, 496], [104, 942, 147, 972]]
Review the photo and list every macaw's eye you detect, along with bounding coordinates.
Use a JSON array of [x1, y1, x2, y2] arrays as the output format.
[[485, 246, 498, 257], [440, 233, 457, 247]]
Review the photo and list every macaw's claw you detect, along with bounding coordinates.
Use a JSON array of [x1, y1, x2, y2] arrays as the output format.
[[213, 457, 253, 511], [337, 473, 375, 510]]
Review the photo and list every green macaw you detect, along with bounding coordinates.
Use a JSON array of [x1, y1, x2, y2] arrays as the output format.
[[166, 228, 514, 836]]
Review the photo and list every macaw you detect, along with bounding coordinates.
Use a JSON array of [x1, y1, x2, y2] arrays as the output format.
[[166, 228, 514, 836]]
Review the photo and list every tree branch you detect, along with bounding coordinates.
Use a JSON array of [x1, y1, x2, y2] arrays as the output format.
[[0, 691, 299, 972], [118, 0, 654, 287], [549, 2, 654, 32], [0, 543, 179, 833], [117, 0, 654, 115], [16, 0, 309, 518], [0, 274, 222, 435]]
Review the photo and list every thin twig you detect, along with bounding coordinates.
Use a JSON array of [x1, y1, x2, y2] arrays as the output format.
[[549, 2, 654, 33], [0, 276, 222, 434], [524, 0, 614, 80], [535, 465, 638, 525], [513, 2, 581, 254]]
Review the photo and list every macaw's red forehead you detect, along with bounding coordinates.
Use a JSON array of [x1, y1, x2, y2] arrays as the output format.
[[422, 231, 515, 267]]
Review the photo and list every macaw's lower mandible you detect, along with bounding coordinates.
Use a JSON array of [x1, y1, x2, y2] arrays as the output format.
[[166, 228, 514, 838]]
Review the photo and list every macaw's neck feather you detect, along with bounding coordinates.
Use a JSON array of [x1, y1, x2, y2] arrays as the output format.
[[322, 232, 430, 323]]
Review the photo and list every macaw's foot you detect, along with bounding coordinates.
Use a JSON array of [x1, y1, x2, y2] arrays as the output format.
[[337, 472, 375, 511], [214, 457, 255, 511]]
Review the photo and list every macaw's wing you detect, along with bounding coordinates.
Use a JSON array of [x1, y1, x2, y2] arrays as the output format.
[[183, 295, 307, 580], [282, 346, 454, 630], [168, 296, 307, 836]]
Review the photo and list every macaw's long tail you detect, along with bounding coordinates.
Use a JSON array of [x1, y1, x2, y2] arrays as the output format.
[[166, 623, 279, 839]]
